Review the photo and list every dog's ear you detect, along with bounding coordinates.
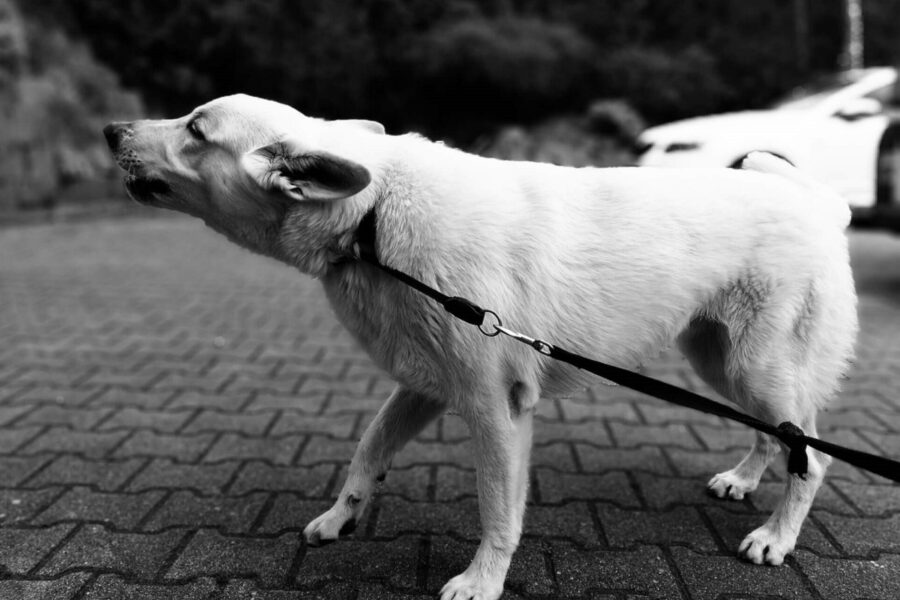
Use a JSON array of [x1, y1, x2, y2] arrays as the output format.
[[242, 141, 371, 202], [340, 119, 385, 135]]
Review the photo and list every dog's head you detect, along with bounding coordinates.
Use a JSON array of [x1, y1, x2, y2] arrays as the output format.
[[104, 94, 384, 253]]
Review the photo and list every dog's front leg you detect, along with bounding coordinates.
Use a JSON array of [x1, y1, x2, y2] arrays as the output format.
[[304, 385, 443, 545], [441, 390, 535, 600]]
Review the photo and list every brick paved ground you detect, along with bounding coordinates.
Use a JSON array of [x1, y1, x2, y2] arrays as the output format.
[[0, 214, 899, 599]]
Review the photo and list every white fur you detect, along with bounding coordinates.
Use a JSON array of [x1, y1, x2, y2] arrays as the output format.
[[107, 96, 859, 600]]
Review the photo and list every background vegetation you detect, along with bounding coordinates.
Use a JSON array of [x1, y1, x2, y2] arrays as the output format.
[[3, 0, 900, 212]]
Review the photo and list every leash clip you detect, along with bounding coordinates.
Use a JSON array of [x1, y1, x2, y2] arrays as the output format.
[[494, 325, 554, 356]]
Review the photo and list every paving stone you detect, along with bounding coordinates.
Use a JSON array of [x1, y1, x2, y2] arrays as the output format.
[[818, 408, 892, 432], [247, 391, 328, 413], [558, 398, 641, 423], [165, 529, 301, 587], [26, 455, 144, 491], [98, 407, 193, 432], [596, 504, 718, 551], [608, 422, 702, 450], [39, 524, 186, 579], [831, 480, 900, 515], [0, 524, 76, 574], [83, 368, 166, 389], [0, 455, 51, 486], [298, 437, 367, 466], [21, 426, 128, 458], [635, 403, 726, 427], [433, 466, 477, 501], [255, 494, 333, 534], [0, 487, 63, 524], [795, 549, 900, 600], [17, 405, 112, 430], [665, 447, 763, 479], [166, 390, 251, 411], [322, 393, 386, 414], [299, 375, 371, 399], [428, 536, 556, 597], [533, 420, 613, 446], [0, 425, 43, 452], [535, 470, 641, 506], [439, 414, 470, 441], [0, 403, 36, 426], [531, 442, 579, 470], [84, 574, 219, 600], [12, 366, 95, 387], [375, 497, 481, 539], [0, 573, 91, 600], [813, 511, 900, 555], [223, 579, 355, 599], [552, 543, 683, 598], [228, 462, 334, 496], [689, 424, 756, 451], [357, 584, 434, 600], [32, 486, 164, 529], [296, 535, 420, 588], [575, 445, 674, 475], [88, 387, 174, 409], [269, 412, 357, 438], [227, 373, 301, 395], [670, 545, 814, 600], [183, 409, 275, 435], [113, 431, 216, 462], [524, 502, 601, 547], [824, 455, 879, 484], [150, 371, 230, 394], [127, 458, 239, 494], [203, 433, 305, 465], [143, 490, 269, 533], [380, 465, 434, 501]]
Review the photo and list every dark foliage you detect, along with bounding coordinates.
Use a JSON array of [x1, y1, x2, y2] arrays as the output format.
[[19, 0, 900, 142]]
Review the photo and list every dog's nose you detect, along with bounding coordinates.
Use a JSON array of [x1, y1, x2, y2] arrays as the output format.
[[103, 122, 128, 151]]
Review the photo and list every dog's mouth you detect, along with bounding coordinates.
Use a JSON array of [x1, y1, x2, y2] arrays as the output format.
[[124, 174, 171, 203]]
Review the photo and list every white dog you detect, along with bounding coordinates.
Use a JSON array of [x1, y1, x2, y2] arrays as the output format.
[[104, 94, 858, 600]]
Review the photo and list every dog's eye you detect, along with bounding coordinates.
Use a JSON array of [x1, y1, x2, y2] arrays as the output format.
[[187, 118, 205, 141]]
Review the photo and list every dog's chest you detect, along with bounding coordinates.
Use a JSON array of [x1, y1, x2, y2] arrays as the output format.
[[321, 268, 471, 397]]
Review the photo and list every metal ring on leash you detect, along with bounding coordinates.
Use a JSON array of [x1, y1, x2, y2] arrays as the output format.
[[478, 310, 502, 337]]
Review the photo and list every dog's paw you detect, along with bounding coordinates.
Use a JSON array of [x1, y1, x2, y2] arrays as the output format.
[[738, 525, 794, 565], [439, 571, 503, 600], [707, 469, 758, 500], [303, 501, 362, 547]]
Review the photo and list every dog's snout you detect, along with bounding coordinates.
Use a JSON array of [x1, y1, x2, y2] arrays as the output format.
[[103, 122, 130, 151]]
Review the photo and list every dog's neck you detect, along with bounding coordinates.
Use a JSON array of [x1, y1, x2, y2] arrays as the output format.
[[273, 134, 436, 278], [271, 136, 464, 393]]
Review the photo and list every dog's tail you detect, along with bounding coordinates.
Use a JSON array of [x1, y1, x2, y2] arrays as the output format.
[[741, 151, 851, 228]]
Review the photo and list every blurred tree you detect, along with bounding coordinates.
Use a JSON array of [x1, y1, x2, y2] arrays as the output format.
[[404, 15, 599, 138], [0, 0, 26, 91], [1, 0, 142, 211], [17, 0, 900, 140]]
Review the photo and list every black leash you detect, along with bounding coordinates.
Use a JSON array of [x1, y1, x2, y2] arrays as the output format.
[[351, 208, 900, 483]]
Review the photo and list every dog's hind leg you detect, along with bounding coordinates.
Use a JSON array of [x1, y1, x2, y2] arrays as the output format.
[[708, 430, 780, 500], [440, 382, 536, 600], [709, 276, 854, 565], [304, 385, 444, 546], [678, 317, 780, 501], [739, 415, 831, 565]]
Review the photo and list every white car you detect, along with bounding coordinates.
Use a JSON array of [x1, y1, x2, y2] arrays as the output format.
[[637, 67, 898, 218]]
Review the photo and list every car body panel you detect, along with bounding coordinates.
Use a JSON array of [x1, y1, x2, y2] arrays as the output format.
[[637, 67, 898, 210]]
